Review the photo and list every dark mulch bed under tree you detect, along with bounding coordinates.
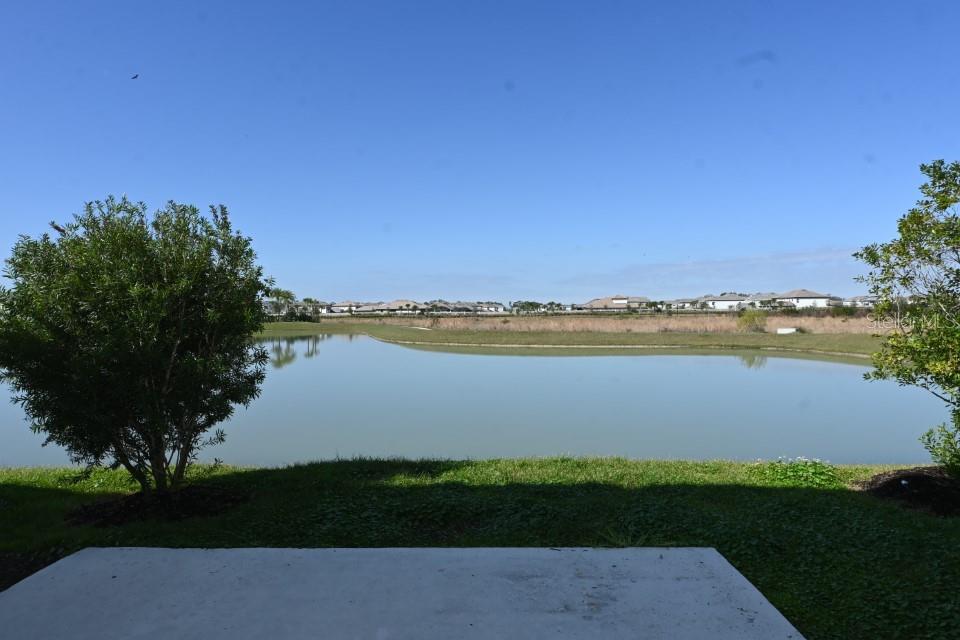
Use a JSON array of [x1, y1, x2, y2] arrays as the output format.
[[66, 483, 251, 527], [860, 466, 960, 516], [2, 485, 249, 591]]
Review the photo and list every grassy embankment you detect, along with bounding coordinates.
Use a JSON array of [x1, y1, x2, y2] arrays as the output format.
[[2, 459, 958, 639], [259, 321, 883, 357]]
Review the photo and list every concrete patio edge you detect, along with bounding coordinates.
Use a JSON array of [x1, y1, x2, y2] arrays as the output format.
[[0, 546, 804, 639]]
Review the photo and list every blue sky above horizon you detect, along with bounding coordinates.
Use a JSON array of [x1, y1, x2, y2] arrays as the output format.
[[1, 1, 958, 303]]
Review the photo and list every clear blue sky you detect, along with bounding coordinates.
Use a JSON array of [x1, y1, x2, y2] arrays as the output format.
[[1, 1, 957, 302]]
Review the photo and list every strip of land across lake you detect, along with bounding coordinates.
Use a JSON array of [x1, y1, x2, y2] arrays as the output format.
[[259, 316, 883, 359]]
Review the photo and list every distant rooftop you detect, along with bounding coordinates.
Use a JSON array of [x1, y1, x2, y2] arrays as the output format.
[[776, 289, 831, 299], [702, 293, 747, 301]]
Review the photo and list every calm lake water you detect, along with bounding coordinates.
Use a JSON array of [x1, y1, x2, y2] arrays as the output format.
[[0, 334, 948, 466]]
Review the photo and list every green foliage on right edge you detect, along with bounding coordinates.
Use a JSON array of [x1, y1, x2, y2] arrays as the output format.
[[920, 410, 960, 477], [855, 160, 960, 475]]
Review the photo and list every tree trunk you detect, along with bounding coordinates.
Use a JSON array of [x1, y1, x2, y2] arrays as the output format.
[[148, 440, 169, 494], [171, 442, 191, 490], [150, 459, 169, 494], [112, 444, 151, 493]]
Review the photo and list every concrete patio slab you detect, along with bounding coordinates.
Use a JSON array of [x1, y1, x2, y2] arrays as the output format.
[[0, 547, 803, 639]]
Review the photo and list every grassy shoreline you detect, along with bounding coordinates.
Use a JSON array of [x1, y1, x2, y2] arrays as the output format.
[[259, 321, 882, 357], [1, 458, 956, 639]]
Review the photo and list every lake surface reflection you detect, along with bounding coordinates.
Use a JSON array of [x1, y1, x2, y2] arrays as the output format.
[[0, 334, 947, 466]]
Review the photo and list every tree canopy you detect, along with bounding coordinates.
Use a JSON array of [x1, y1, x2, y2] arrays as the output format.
[[0, 197, 270, 492]]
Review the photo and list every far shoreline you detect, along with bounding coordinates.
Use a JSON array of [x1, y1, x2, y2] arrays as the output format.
[[258, 319, 883, 359]]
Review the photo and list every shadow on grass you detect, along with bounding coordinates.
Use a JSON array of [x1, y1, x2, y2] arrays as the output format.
[[3, 459, 959, 638], [0, 481, 126, 591]]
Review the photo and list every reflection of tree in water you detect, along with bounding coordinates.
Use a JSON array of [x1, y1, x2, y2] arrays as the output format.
[[305, 335, 330, 358], [269, 339, 297, 369], [738, 354, 768, 369], [265, 334, 336, 367]]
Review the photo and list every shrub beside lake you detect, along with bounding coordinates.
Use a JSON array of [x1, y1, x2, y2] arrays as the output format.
[[736, 309, 769, 333]]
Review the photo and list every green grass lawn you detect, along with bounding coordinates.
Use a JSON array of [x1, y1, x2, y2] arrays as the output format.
[[260, 321, 882, 356], [2, 458, 957, 639]]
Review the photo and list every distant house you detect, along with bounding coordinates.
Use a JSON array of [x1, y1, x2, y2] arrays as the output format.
[[738, 292, 780, 310], [330, 301, 362, 313], [474, 301, 506, 313], [665, 298, 698, 310], [421, 300, 504, 313], [576, 295, 649, 311], [843, 295, 877, 308], [773, 289, 838, 309], [293, 300, 330, 316], [353, 303, 381, 313], [424, 300, 455, 312], [262, 299, 284, 318], [432, 300, 468, 312], [376, 300, 424, 314], [700, 294, 747, 311], [441, 301, 477, 313]]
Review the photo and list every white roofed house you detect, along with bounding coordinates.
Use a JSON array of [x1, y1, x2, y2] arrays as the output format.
[[700, 293, 747, 311], [843, 295, 877, 308], [424, 300, 455, 313], [738, 292, 780, 310], [353, 303, 381, 313], [262, 299, 282, 319], [377, 299, 424, 314], [330, 301, 362, 313], [474, 301, 506, 313], [424, 300, 475, 313], [665, 298, 698, 310], [576, 295, 649, 312], [773, 289, 840, 309], [293, 300, 330, 316]]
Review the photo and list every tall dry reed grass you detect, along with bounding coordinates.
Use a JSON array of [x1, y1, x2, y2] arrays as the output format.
[[325, 314, 877, 334]]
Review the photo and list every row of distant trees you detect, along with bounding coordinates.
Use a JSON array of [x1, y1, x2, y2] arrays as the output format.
[[0, 160, 958, 495]]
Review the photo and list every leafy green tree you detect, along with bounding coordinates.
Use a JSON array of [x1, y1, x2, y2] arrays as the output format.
[[511, 300, 545, 314], [856, 160, 960, 475], [0, 197, 270, 493]]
